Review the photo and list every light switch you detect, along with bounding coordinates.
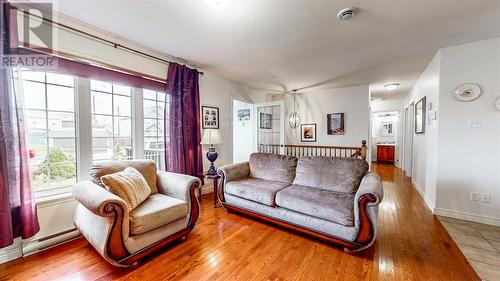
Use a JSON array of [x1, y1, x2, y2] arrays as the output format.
[[467, 119, 482, 128]]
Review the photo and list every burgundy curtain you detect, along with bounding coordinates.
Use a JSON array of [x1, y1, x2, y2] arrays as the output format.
[[0, 0, 40, 248], [164, 63, 203, 179]]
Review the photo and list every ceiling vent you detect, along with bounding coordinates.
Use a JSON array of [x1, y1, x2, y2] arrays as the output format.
[[337, 7, 358, 21]]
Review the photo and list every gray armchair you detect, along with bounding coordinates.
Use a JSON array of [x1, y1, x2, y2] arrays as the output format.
[[73, 160, 201, 267]]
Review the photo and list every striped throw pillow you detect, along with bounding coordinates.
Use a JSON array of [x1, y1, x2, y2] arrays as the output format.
[[101, 167, 152, 211]]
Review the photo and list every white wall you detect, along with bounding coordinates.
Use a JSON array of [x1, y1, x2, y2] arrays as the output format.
[[405, 37, 500, 225], [251, 85, 370, 148], [435, 38, 500, 223], [404, 51, 441, 211]]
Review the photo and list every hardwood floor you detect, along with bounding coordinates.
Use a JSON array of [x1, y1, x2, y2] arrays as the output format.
[[0, 164, 480, 280]]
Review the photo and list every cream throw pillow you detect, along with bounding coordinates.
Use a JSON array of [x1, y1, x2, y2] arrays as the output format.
[[101, 167, 152, 211]]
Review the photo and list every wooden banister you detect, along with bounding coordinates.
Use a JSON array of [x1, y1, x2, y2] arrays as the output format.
[[258, 140, 367, 160]]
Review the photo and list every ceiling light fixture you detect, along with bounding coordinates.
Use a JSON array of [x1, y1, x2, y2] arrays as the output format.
[[288, 90, 301, 129], [384, 83, 400, 90], [205, 0, 232, 8]]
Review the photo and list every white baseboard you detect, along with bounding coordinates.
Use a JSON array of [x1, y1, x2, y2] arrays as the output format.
[[0, 240, 22, 264], [22, 229, 81, 257], [434, 208, 500, 227], [411, 179, 435, 213]]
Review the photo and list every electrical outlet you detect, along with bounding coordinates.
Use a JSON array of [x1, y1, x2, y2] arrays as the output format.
[[481, 193, 492, 203], [470, 192, 479, 201]]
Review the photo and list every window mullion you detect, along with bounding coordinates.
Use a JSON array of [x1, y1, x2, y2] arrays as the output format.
[[134, 88, 144, 159], [76, 78, 92, 181]]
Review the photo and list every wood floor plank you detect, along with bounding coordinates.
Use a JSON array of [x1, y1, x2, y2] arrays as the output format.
[[0, 164, 481, 280]]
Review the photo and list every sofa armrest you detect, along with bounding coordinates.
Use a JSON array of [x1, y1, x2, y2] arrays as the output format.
[[217, 162, 250, 184], [73, 181, 128, 217], [350, 172, 383, 252], [156, 171, 201, 202], [73, 181, 130, 264], [355, 172, 383, 205]]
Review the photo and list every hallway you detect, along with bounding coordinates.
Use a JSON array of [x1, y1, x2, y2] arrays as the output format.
[[0, 164, 480, 280]]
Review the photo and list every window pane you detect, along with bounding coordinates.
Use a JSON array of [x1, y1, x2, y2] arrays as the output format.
[[49, 138, 76, 160], [47, 85, 75, 112], [143, 89, 156, 100], [91, 91, 112, 115], [91, 80, 112, 92], [157, 103, 165, 119], [46, 73, 74, 87], [92, 138, 113, 161], [49, 162, 76, 189], [48, 112, 75, 137], [114, 138, 132, 160], [113, 84, 131, 96], [26, 110, 47, 131], [23, 81, 46, 110], [113, 95, 131, 116], [92, 115, 113, 137], [114, 117, 131, 137], [143, 99, 157, 118], [31, 164, 48, 191], [27, 137, 47, 165], [144, 118, 157, 137], [158, 119, 165, 136], [158, 92, 166, 102], [21, 71, 45, 82]]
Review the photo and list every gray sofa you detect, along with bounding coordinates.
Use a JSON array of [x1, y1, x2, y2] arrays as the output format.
[[217, 153, 383, 253]]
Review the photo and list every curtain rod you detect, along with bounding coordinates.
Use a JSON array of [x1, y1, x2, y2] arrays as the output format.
[[18, 9, 204, 75]]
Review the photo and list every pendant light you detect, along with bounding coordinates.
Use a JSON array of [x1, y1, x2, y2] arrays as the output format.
[[288, 90, 301, 128]]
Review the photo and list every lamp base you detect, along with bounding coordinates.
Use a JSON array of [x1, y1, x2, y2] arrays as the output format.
[[206, 150, 219, 175]]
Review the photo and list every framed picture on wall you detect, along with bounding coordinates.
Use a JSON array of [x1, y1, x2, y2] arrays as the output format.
[[202, 105, 219, 129], [259, 112, 272, 129], [415, 97, 426, 134], [237, 109, 250, 121], [380, 122, 394, 136], [301, 123, 317, 142], [327, 113, 345, 135]]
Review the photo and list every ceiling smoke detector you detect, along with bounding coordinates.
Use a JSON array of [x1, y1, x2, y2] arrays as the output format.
[[337, 7, 358, 20]]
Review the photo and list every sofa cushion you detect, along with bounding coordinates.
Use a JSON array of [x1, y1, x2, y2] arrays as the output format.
[[101, 167, 151, 211], [293, 157, 368, 193], [275, 184, 355, 226], [249, 153, 298, 184], [90, 159, 159, 194], [129, 194, 187, 235], [225, 177, 290, 206]]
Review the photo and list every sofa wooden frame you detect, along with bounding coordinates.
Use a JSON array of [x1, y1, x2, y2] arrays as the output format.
[[217, 174, 376, 254], [103, 181, 201, 267]]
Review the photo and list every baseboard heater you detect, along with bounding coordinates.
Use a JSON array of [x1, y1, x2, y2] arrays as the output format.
[[22, 228, 81, 256]]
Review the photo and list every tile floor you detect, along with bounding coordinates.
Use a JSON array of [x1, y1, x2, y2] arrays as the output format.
[[438, 216, 500, 281]]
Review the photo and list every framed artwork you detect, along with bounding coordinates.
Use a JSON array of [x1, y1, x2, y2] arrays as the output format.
[[237, 109, 251, 121], [380, 122, 394, 136], [301, 123, 317, 142], [202, 106, 219, 129], [415, 97, 426, 134], [259, 112, 272, 129], [327, 113, 345, 135]]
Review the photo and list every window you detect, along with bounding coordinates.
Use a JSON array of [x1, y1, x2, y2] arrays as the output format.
[[143, 89, 167, 170], [91, 80, 133, 161], [21, 71, 77, 194]]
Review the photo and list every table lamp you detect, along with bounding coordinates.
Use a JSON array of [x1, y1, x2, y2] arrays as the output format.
[[200, 129, 223, 175]]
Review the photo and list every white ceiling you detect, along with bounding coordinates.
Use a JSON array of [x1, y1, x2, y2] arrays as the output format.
[[52, 0, 500, 99]]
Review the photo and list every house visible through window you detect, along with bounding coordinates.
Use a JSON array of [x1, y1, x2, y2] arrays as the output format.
[[21, 71, 77, 194], [143, 89, 167, 170], [91, 80, 133, 161]]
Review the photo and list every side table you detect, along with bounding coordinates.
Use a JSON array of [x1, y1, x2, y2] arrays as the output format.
[[205, 173, 221, 208]]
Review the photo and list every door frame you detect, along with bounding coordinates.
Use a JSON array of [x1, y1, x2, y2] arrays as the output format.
[[254, 100, 285, 155], [402, 101, 414, 177]]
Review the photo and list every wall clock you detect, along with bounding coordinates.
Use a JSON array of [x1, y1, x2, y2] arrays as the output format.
[[494, 97, 500, 112], [454, 83, 482, 102]]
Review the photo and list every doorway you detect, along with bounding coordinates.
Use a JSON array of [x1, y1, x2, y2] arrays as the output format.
[[232, 99, 254, 163], [371, 111, 399, 165], [403, 102, 414, 177]]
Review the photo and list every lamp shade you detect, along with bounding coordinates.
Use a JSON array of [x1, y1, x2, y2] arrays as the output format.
[[200, 129, 223, 145]]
